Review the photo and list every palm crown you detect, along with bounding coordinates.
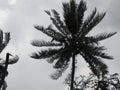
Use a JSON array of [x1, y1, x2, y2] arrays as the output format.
[[31, 0, 116, 88], [0, 30, 19, 89]]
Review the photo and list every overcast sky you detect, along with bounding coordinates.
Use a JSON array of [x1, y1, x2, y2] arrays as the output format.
[[0, 0, 120, 90]]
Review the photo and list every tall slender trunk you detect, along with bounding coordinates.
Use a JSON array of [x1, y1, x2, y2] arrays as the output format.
[[0, 53, 10, 89], [70, 52, 76, 90]]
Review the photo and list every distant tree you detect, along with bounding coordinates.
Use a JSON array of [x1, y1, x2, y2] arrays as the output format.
[[0, 30, 19, 90], [31, 0, 116, 90], [64, 73, 120, 90]]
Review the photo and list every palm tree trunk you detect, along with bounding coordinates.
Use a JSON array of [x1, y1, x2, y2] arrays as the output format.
[[0, 53, 10, 89], [70, 52, 76, 90]]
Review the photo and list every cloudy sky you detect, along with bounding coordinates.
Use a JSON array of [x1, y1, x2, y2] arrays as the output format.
[[0, 0, 120, 90]]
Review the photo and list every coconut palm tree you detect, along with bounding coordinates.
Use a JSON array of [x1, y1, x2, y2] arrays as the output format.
[[0, 30, 19, 90], [31, 0, 116, 90]]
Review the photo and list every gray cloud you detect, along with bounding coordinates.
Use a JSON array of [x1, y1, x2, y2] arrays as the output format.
[[107, 0, 120, 30], [0, 0, 120, 90]]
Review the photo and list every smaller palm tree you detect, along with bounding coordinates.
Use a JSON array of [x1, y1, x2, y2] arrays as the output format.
[[0, 30, 19, 90]]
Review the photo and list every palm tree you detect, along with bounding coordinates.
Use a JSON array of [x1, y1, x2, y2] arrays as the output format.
[[31, 0, 116, 90], [0, 30, 19, 90]]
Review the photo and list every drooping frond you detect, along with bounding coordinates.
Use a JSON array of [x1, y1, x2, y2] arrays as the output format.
[[50, 50, 71, 80], [80, 52, 99, 76], [80, 52, 108, 77], [86, 32, 117, 43], [80, 44, 113, 59], [80, 12, 106, 37], [31, 40, 62, 47], [46, 47, 71, 63], [31, 48, 62, 59], [51, 62, 69, 80], [46, 54, 60, 64], [91, 56, 108, 76], [53, 51, 71, 69], [34, 25, 65, 42]]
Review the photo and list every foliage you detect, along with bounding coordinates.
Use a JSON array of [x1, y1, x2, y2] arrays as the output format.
[[0, 30, 19, 90], [31, 0, 116, 90], [65, 73, 120, 90], [31, 0, 116, 79]]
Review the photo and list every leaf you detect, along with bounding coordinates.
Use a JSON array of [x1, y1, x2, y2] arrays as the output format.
[[44, 10, 51, 16], [0, 30, 3, 44], [77, 0, 87, 28], [80, 12, 106, 37], [0, 55, 19, 65], [31, 48, 61, 59], [50, 17, 70, 36], [34, 25, 65, 42], [51, 63, 69, 80], [31, 40, 62, 47], [7, 55, 19, 65], [90, 32, 117, 42], [0, 32, 10, 53]]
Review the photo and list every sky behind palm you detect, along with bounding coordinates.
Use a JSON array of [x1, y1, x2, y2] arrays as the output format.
[[0, 0, 120, 90]]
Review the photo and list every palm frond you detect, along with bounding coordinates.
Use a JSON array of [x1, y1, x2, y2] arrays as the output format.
[[51, 9, 70, 36], [50, 50, 71, 80], [34, 25, 65, 42], [63, 0, 79, 34], [53, 52, 71, 69], [80, 44, 113, 59], [4, 32, 10, 45], [91, 56, 108, 76], [46, 54, 60, 64], [84, 8, 97, 26], [7, 55, 19, 65], [44, 10, 51, 16], [47, 24, 67, 42], [31, 48, 61, 59], [51, 63, 69, 80], [46, 47, 71, 64], [0, 55, 19, 65], [80, 52, 108, 77], [87, 32, 117, 42], [80, 12, 106, 37], [0, 30, 3, 44], [80, 52, 99, 76], [0, 31, 10, 53], [31, 40, 62, 47], [77, 0, 87, 29], [77, 8, 97, 36]]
